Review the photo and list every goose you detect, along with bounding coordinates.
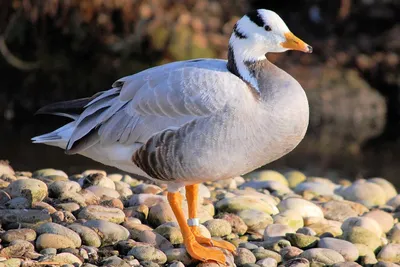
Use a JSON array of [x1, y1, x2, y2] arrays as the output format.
[[32, 9, 312, 265]]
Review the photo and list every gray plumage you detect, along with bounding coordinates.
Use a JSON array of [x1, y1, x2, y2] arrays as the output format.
[[32, 9, 310, 189]]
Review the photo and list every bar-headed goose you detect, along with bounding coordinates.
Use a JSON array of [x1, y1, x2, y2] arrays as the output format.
[[33, 9, 312, 265]]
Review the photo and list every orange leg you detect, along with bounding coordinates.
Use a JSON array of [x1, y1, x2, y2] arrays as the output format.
[[167, 191, 226, 265], [185, 184, 237, 254]]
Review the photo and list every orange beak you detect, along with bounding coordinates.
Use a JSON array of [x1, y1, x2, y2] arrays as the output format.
[[280, 32, 312, 53]]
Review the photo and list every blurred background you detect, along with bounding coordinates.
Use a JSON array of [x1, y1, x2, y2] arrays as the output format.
[[0, 0, 398, 184]]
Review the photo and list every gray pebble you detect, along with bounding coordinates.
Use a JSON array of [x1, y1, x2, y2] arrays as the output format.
[[234, 248, 257, 266]]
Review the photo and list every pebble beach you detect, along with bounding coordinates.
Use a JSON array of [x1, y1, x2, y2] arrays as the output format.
[[1, 160, 400, 267]]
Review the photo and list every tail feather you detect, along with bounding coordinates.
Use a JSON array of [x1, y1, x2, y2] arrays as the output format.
[[31, 122, 76, 148], [32, 88, 122, 153], [35, 98, 91, 119]]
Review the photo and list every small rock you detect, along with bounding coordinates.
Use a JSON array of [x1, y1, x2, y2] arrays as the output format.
[[273, 210, 304, 231], [128, 246, 167, 264], [33, 168, 67, 178], [286, 233, 319, 249], [373, 262, 400, 267], [300, 248, 345, 265], [388, 195, 400, 209], [306, 219, 343, 237], [154, 223, 183, 245], [78, 205, 125, 224], [115, 240, 137, 255], [67, 223, 102, 247], [164, 248, 193, 265], [2, 258, 22, 267], [336, 180, 386, 208], [0, 239, 35, 258], [343, 226, 382, 251], [263, 224, 294, 240], [101, 255, 130, 267], [132, 184, 163, 195], [280, 246, 304, 261], [7, 178, 47, 202], [148, 202, 177, 227], [294, 181, 336, 196], [215, 213, 248, 235], [284, 171, 307, 189], [86, 185, 120, 199], [257, 257, 278, 267], [137, 230, 173, 251], [332, 263, 362, 267], [215, 195, 279, 215], [41, 248, 57, 255], [6, 196, 30, 209], [56, 202, 80, 212], [363, 210, 394, 233], [48, 180, 81, 198], [277, 197, 324, 219], [1, 228, 36, 242], [37, 222, 81, 247], [368, 178, 397, 201], [245, 170, 288, 186], [318, 237, 359, 262], [296, 227, 316, 236], [342, 216, 383, 238], [124, 205, 149, 222], [262, 238, 291, 253], [252, 247, 281, 262], [388, 223, 400, 243], [36, 233, 76, 250], [377, 244, 400, 263], [83, 220, 129, 246], [114, 181, 133, 199], [124, 223, 153, 239], [322, 200, 368, 222], [234, 248, 256, 266], [168, 261, 185, 267], [237, 209, 273, 234], [241, 180, 292, 195], [204, 219, 232, 237], [80, 173, 115, 190], [129, 194, 166, 207], [47, 252, 83, 266], [355, 243, 378, 265], [32, 201, 57, 214], [282, 257, 310, 267]]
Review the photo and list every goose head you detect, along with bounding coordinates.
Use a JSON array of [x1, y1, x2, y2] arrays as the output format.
[[227, 9, 312, 93], [229, 9, 312, 60]]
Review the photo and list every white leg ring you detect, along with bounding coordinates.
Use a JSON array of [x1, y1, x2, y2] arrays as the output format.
[[187, 218, 200, 226]]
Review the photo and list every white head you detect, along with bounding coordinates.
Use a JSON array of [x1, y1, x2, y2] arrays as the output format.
[[230, 9, 312, 59], [228, 9, 312, 92]]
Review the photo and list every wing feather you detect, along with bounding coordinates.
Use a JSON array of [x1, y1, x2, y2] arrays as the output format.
[[65, 59, 247, 154]]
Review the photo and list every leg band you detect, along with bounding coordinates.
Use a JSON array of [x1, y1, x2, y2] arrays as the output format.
[[187, 218, 200, 226]]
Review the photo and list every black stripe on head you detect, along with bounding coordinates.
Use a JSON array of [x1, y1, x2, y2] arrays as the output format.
[[233, 23, 247, 39], [246, 10, 264, 28]]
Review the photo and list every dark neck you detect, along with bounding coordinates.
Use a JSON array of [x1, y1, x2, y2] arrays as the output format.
[[227, 45, 267, 97], [227, 46, 241, 79]]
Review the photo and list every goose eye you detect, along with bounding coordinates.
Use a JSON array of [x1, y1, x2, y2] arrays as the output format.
[[264, 25, 272, 31]]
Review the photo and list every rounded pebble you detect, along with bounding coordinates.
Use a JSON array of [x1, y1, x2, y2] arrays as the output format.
[[7, 178, 48, 202], [318, 237, 359, 261], [234, 248, 257, 266], [278, 197, 324, 219], [300, 248, 345, 265], [78, 205, 125, 223], [204, 219, 232, 237], [128, 245, 167, 264], [83, 220, 129, 246]]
